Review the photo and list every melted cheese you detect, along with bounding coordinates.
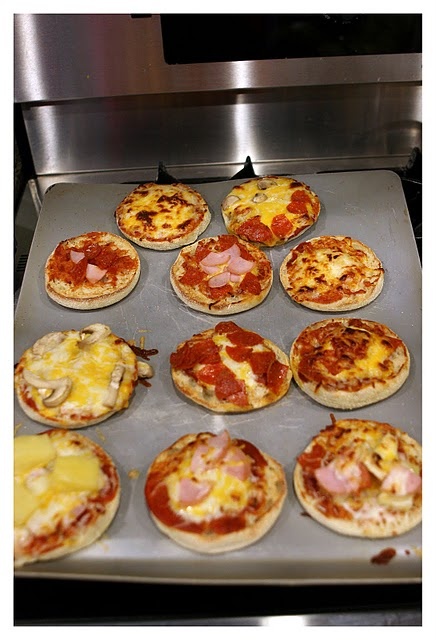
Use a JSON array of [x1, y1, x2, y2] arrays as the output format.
[[165, 449, 251, 522], [19, 331, 136, 420]]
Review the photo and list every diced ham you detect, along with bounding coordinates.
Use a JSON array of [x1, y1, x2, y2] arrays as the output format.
[[224, 244, 241, 259], [223, 446, 251, 480], [315, 457, 369, 495], [85, 263, 107, 283], [70, 250, 85, 263], [208, 271, 231, 288], [200, 250, 231, 267], [381, 463, 422, 495], [201, 264, 221, 275], [178, 477, 212, 506], [190, 443, 209, 474], [227, 256, 255, 275], [229, 273, 242, 282], [207, 430, 231, 461]]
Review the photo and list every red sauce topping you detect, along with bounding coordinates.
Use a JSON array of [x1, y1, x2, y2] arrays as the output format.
[[144, 436, 267, 534], [371, 548, 396, 564]]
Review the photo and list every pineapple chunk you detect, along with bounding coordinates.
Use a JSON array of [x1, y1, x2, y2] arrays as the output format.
[[14, 480, 40, 526], [374, 433, 398, 462], [49, 455, 104, 492], [377, 491, 413, 510], [14, 434, 56, 475]]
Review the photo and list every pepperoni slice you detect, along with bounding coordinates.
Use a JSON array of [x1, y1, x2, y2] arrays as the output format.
[[266, 361, 290, 394], [195, 363, 228, 384], [236, 216, 274, 244], [225, 344, 253, 362], [215, 368, 248, 406], [271, 214, 294, 239], [287, 189, 312, 214], [248, 350, 276, 377], [240, 271, 261, 295], [180, 264, 207, 286], [170, 338, 220, 370]]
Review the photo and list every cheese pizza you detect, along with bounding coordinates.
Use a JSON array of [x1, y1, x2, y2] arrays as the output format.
[[145, 429, 287, 553], [293, 416, 422, 538], [14, 429, 120, 567], [279, 235, 384, 311], [170, 321, 292, 412], [290, 318, 410, 409], [114, 182, 211, 250], [221, 176, 321, 247], [170, 234, 273, 315], [44, 231, 141, 310], [14, 323, 156, 428]]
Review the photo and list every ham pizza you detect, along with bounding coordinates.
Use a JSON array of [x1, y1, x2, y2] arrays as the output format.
[[14, 323, 156, 428], [170, 234, 273, 315], [114, 182, 211, 250], [14, 429, 121, 567], [290, 318, 410, 409], [169, 321, 292, 412], [279, 235, 384, 311], [44, 231, 141, 310], [293, 416, 422, 538], [221, 176, 321, 247], [144, 429, 287, 553]]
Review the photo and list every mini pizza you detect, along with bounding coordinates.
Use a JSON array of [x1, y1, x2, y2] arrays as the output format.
[[114, 182, 211, 250], [145, 429, 287, 553], [293, 416, 422, 538], [170, 234, 273, 315], [44, 231, 141, 310], [14, 323, 156, 428], [221, 176, 321, 247], [14, 429, 120, 567], [170, 321, 292, 412], [290, 318, 410, 410], [279, 235, 384, 311]]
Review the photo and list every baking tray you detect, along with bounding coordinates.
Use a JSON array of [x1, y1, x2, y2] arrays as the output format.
[[14, 170, 422, 585]]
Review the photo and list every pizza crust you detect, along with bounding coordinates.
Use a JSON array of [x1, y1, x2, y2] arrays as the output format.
[[279, 235, 384, 311], [293, 418, 422, 538], [14, 324, 141, 428], [170, 235, 273, 315], [170, 322, 292, 413], [221, 175, 321, 247], [14, 429, 121, 567], [114, 182, 211, 250], [145, 431, 287, 553], [44, 231, 141, 310], [290, 318, 410, 409]]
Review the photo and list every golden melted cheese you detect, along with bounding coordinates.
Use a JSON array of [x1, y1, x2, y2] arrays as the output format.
[[17, 330, 137, 421]]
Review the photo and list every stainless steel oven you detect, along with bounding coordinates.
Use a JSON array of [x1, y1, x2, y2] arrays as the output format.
[[14, 13, 422, 626]]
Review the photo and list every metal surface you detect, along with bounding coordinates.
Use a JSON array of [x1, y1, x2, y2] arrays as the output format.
[[14, 170, 422, 585], [13, 14, 422, 102]]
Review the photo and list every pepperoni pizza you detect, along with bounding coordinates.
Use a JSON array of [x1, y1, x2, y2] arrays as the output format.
[[170, 234, 273, 315], [221, 176, 321, 247], [145, 429, 287, 553], [169, 321, 292, 412]]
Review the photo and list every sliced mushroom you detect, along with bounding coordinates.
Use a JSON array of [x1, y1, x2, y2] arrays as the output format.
[[252, 192, 268, 203], [257, 178, 277, 190], [79, 323, 111, 347], [32, 332, 65, 358], [222, 194, 240, 209], [103, 363, 125, 408], [22, 369, 72, 407], [138, 362, 154, 379]]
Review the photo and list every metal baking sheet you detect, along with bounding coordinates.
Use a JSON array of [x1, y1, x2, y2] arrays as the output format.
[[14, 170, 422, 584]]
